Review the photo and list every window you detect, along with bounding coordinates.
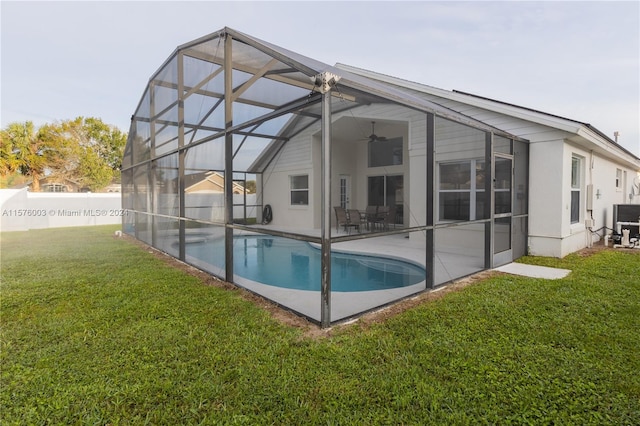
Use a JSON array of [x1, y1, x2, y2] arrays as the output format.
[[571, 156, 581, 224], [438, 160, 486, 221], [369, 137, 403, 167], [43, 183, 67, 192], [290, 175, 309, 205], [616, 169, 623, 191]]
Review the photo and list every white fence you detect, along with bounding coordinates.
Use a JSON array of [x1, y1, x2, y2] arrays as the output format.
[[185, 193, 259, 223], [1, 189, 122, 232], [1, 189, 260, 232]]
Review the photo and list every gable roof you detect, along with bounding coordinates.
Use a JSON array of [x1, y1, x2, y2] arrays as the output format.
[[185, 171, 246, 194]]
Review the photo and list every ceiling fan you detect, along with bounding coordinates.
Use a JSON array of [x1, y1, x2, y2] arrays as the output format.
[[365, 121, 387, 142]]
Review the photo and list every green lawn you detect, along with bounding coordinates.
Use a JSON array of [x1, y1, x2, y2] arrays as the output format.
[[1, 225, 639, 425]]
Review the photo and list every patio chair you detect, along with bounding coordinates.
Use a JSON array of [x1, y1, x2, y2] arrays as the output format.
[[377, 205, 390, 231], [365, 205, 378, 231], [334, 207, 359, 234], [348, 209, 366, 232]]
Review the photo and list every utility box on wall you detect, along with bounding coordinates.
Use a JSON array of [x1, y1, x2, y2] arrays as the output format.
[[613, 204, 640, 237]]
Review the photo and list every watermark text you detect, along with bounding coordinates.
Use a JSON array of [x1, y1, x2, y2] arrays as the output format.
[[2, 209, 129, 217]]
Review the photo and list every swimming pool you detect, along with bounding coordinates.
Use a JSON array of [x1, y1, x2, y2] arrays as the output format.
[[184, 234, 426, 292]]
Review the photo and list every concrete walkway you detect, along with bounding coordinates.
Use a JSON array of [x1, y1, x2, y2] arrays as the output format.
[[493, 263, 571, 280]]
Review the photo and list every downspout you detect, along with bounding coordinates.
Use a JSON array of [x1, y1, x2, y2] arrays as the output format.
[[586, 150, 595, 248]]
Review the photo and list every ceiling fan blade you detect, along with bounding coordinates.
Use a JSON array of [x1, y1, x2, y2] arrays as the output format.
[[360, 121, 389, 142]]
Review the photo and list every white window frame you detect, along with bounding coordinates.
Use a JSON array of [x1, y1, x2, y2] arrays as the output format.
[[437, 159, 485, 222], [570, 155, 582, 224], [616, 168, 623, 191], [44, 183, 67, 192], [289, 174, 309, 206]]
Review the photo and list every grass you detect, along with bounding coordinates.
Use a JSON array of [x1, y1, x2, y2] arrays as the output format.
[[1, 225, 639, 425]]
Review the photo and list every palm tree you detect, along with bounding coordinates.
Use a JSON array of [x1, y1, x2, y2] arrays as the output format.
[[2, 121, 62, 192], [0, 131, 20, 177]]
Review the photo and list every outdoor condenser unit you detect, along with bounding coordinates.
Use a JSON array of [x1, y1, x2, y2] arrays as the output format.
[[613, 204, 640, 237]]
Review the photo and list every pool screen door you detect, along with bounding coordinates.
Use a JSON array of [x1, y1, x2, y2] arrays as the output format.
[[493, 155, 513, 266]]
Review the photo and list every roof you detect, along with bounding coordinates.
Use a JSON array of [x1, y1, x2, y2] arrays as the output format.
[[453, 89, 640, 162], [337, 63, 640, 165], [185, 171, 246, 194]]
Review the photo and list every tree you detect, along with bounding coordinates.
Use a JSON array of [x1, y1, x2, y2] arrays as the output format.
[[59, 117, 127, 191], [245, 180, 257, 194], [1, 118, 127, 192], [0, 132, 19, 177], [0, 121, 66, 192]]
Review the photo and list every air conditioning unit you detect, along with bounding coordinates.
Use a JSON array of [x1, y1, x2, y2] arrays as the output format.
[[613, 204, 640, 237]]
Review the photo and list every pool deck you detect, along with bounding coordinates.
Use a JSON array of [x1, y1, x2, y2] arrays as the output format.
[[231, 226, 429, 322], [248, 225, 427, 263], [235, 225, 573, 323]]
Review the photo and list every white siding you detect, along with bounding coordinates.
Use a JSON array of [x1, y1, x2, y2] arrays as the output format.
[[261, 131, 315, 229], [405, 88, 640, 256], [258, 77, 640, 257]]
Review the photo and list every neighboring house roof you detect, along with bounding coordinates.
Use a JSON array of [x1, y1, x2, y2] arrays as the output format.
[[185, 171, 246, 194]]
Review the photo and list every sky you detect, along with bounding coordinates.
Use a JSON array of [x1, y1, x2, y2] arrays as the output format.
[[2, 1, 639, 156]]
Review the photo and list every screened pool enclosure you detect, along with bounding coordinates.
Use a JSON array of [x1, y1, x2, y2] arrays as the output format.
[[122, 27, 529, 327]]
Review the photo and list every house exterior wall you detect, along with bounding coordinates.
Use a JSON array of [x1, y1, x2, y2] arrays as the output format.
[[260, 81, 638, 258], [261, 105, 427, 232], [558, 142, 591, 257], [526, 140, 565, 256], [439, 99, 638, 257], [261, 130, 315, 229], [569, 143, 640, 239], [395, 88, 640, 257]]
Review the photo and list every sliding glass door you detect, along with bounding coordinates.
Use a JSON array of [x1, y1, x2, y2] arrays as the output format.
[[368, 175, 404, 225]]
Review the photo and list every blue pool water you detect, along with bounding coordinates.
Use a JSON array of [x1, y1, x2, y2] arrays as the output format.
[[184, 235, 426, 292]]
